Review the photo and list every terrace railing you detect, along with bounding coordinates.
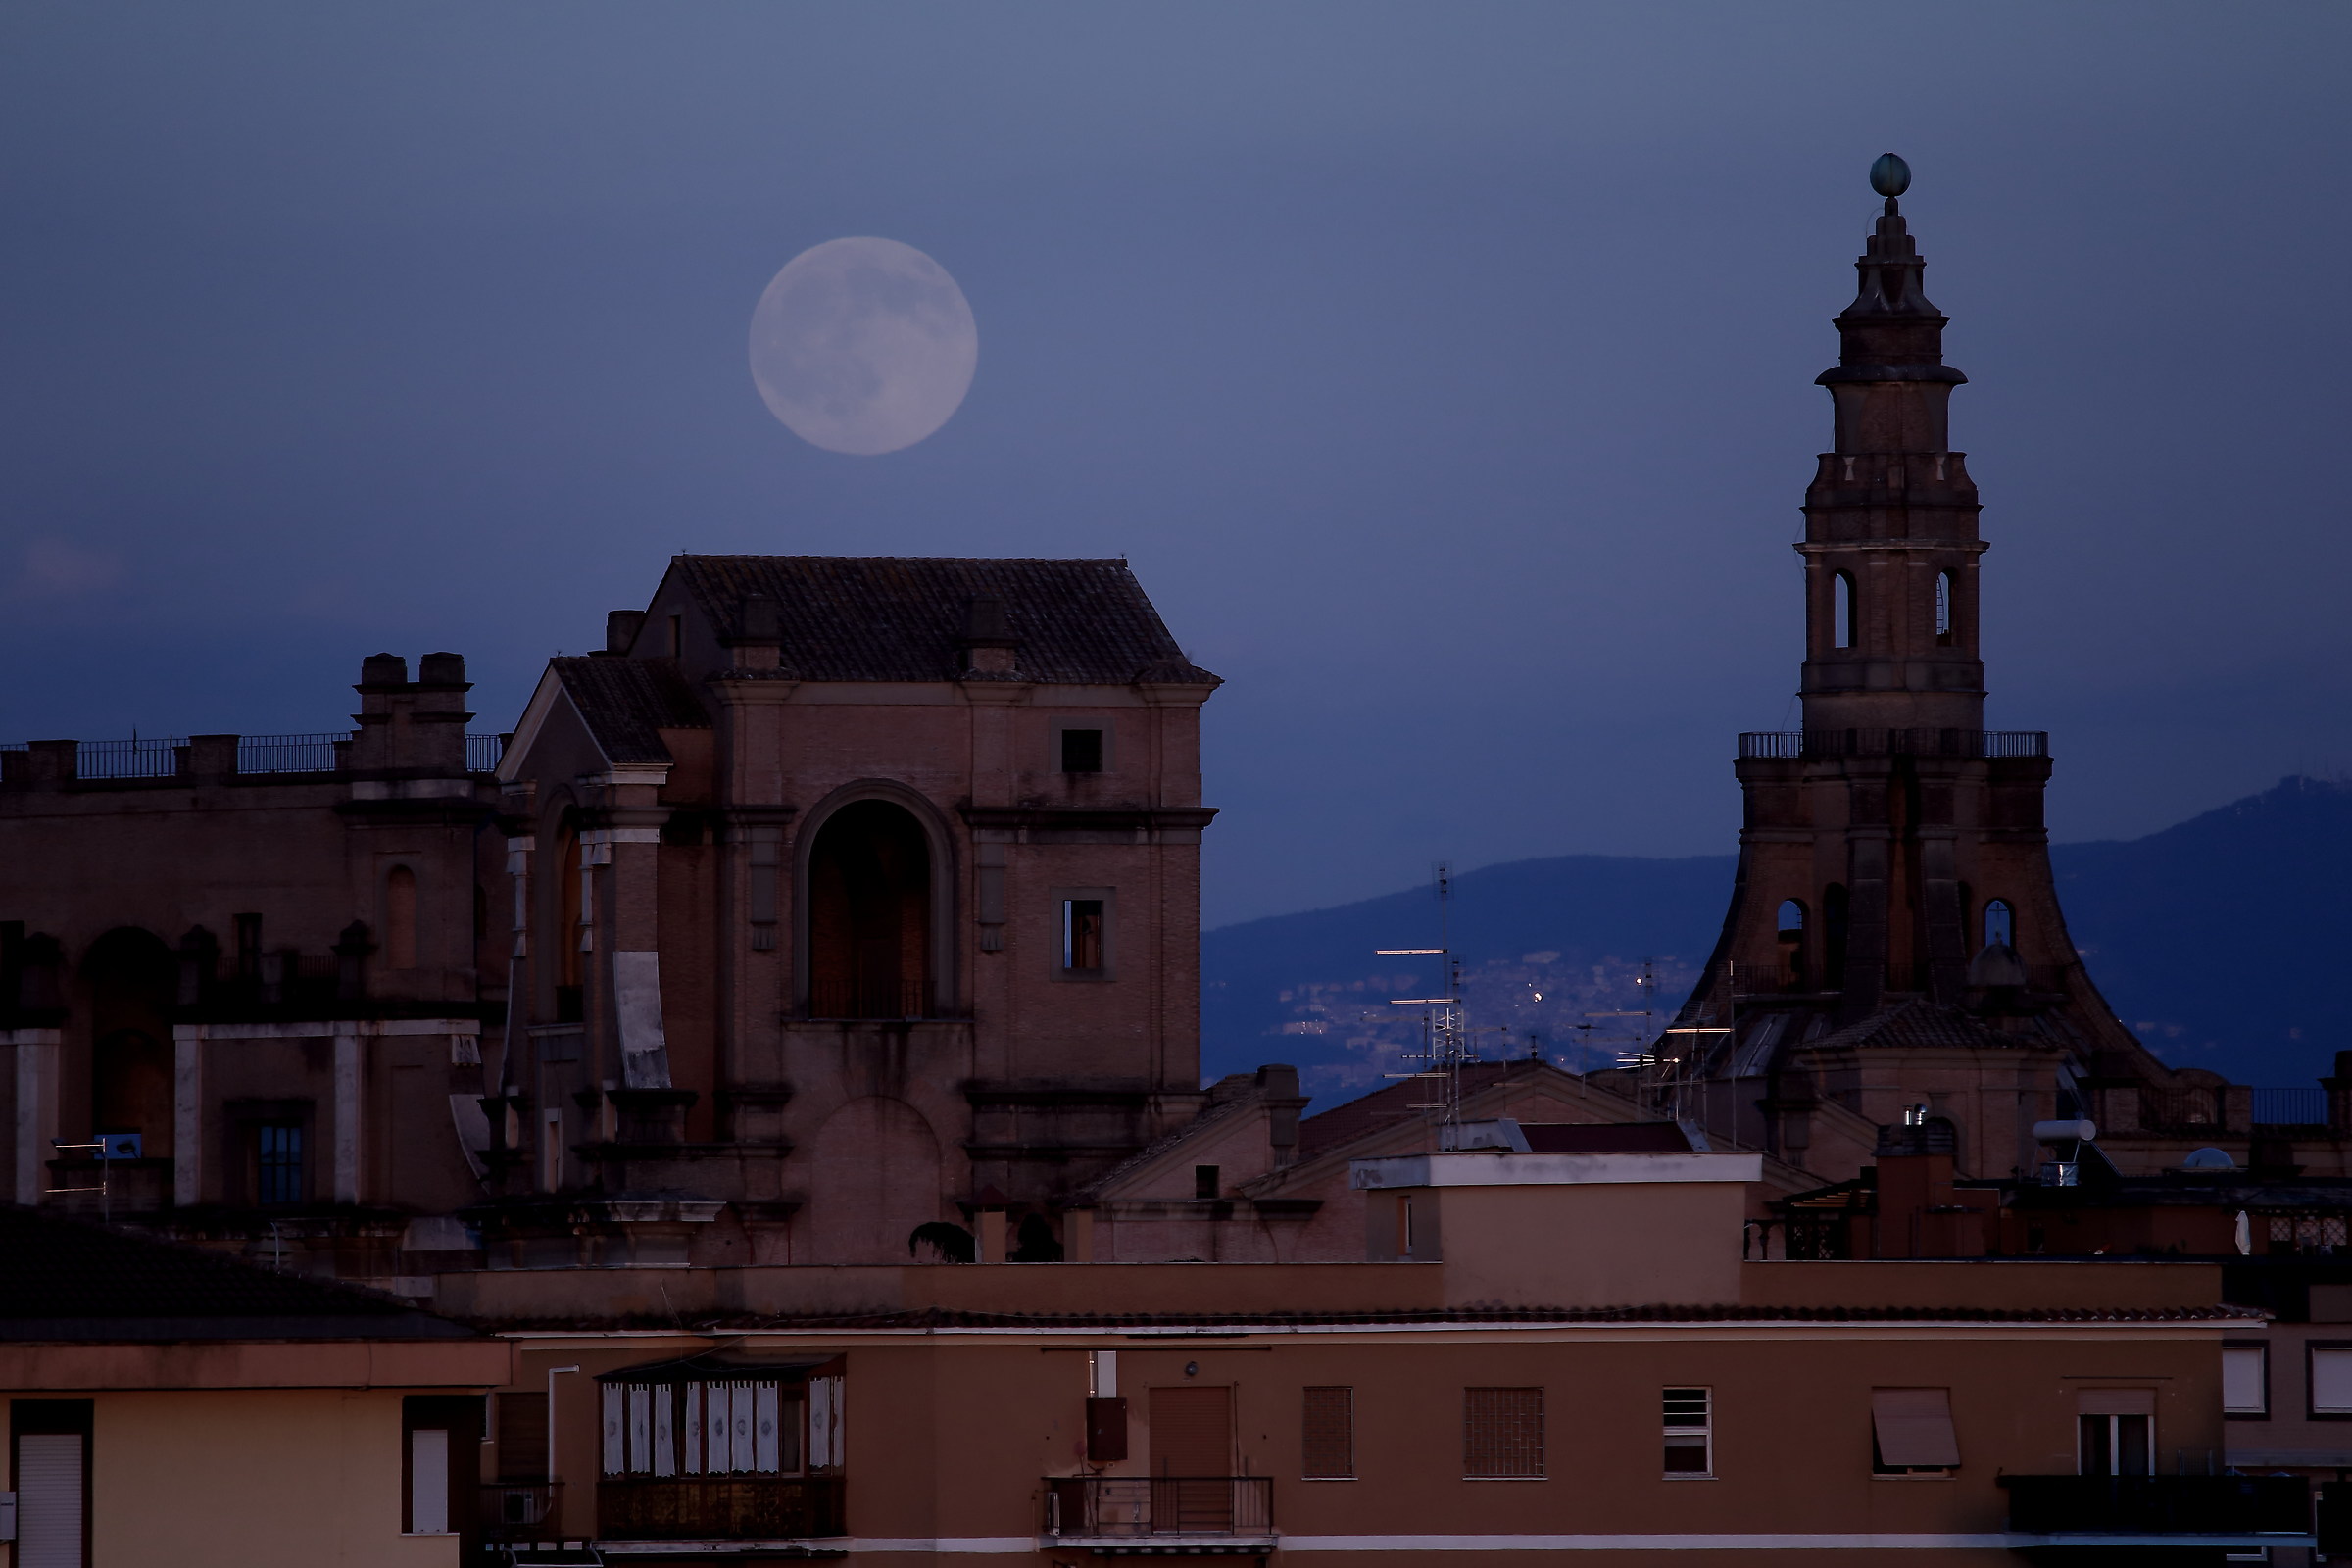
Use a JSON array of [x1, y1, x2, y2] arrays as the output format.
[[1044, 1477, 1275, 1541], [1, 732, 507, 780], [1739, 729, 2049, 761]]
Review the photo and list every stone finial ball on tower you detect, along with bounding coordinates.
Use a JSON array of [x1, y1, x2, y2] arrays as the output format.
[[1869, 152, 1912, 199]]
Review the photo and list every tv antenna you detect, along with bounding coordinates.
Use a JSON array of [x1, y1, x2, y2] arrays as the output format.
[[1377, 863, 1474, 1127]]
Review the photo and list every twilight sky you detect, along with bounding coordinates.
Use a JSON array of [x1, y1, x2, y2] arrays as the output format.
[[3, 4, 2348, 926]]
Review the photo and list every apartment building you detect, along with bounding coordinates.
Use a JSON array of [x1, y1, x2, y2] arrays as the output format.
[[438, 1145, 2306, 1564]]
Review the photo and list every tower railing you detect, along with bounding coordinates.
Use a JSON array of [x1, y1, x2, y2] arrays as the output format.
[[1738, 729, 2047, 760]]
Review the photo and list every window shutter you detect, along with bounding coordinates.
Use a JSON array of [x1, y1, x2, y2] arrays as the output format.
[[1871, 1388, 1961, 1468], [2222, 1348, 2267, 1415], [409, 1428, 451, 1534], [1462, 1387, 1544, 1479], [15, 1434, 84, 1568], [1301, 1387, 1353, 1479], [497, 1392, 550, 1481]]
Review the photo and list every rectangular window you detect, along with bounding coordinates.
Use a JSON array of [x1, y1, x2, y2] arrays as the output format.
[[540, 1109, 564, 1192], [1662, 1387, 1712, 1477], [1871, 1388, 1960, 1474], [1302, 1387, 1354, 1479], [2079, 1413, 2152, 1476], [2315, 1347, 2352, 1415], [1059, 727, 1104, 774], [496, 1391, 549, 1481], [257, 1122, 303, 1205], [1464, 1387, 1544, 1479], [1062, 900, 1104, 973], [408, 1427, 451, 1533], [2224, 1345, 2269, 1417], [1195, 1164, 1221, 1200]]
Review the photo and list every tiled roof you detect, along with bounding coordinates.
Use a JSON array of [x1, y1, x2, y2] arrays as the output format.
[[477, 1302, 2257, 1333], [553, 657, 710, 765], [1807, 998, 2030, 1054], [669, 556, 1220, 686], [1294, 1061, 1531, 1158], [0, 1208, 477, 1341]]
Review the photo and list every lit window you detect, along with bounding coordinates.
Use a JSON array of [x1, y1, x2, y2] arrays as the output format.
[[1663, 1387, 1712, 1477], [1062, 900, 1104, 973]]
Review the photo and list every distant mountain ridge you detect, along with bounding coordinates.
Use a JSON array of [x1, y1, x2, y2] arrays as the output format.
[[1200, 776, 2352, 1098]]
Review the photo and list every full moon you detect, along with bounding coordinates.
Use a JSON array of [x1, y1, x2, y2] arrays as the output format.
[[748, 237, 978, 456]]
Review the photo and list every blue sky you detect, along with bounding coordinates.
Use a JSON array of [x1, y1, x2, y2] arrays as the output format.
[[3, 3, 2348, 923]]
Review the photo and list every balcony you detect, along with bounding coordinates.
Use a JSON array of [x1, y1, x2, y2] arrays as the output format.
[[1738, 729, 2047, 761], [598, 1475, 845, 1541], [1044, 1477, 1275, 1554], [2001, 1475, 2310, 1545], [479, 1481, 562, 1544]]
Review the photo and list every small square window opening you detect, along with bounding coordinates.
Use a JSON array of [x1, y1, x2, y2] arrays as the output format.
[[1060, 728, 1104, 774], [1194, 1164, 1220, 1200]]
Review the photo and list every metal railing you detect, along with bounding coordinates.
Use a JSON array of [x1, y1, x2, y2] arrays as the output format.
[[74, 737, 186, 779], [1739, 729, 2049, 760], [2140, 1086, 2230, 1134], [598, 1476, 845, 1540], [237, 732, 348, 773], [2, 730, 507, 778], [808, 980, 931, 1021], [2000, 1474, 2308, 1536], [479, 1481, 563, 1543], [1044, 1477, 1275, 1540], [2254, 1087, 2331, 1128]]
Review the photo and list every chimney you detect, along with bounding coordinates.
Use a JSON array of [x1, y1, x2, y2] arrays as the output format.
[[349, 652, 471, 773], [606, 610, 647, 655], [958, 594, 1020, 676], [724, 594, 784, 671]]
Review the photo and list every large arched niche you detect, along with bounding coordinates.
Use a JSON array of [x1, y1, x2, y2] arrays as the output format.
[[82, 927, 176, 1152], [795, 784, 956, 1019], [806, 1096, 946, 1263]]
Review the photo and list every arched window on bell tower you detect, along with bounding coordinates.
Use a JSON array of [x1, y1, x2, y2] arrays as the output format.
[[1776, 900, 1807, 990], [1833, 572, 1858, 650], [1935, 570, 1955, 647], [1983, 899, 2015, 949]]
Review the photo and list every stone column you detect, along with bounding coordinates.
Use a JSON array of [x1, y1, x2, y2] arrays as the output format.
[[9, 1029, 62, 1207], [333, 1029, 365, 1203], [173, 1025, 205, 1206]]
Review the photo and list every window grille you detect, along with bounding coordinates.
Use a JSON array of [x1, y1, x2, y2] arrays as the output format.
[[1662, 1387, 1712, 1476], [2270, 1215, 2349, 1251], [257, 1123, 303, 1205], [1302, 1387, 1353, 1480], [1463, 1387, 1544, 1479]]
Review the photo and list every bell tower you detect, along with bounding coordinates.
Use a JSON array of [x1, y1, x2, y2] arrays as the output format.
[[1669, 157, 2157, 1178]]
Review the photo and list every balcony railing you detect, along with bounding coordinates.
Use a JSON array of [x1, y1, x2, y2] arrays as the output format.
[[2254, 1087, 2331, 1129], [598, 1476, 845, 1541], [2000, 1475, 2309, 1538], [808, 979, 930, 1021], [0, 731, 507, 781], [1044, 1477, 1275, 1542], [1739, 729, 2048, 761], [479, 1481, 563, 1544]]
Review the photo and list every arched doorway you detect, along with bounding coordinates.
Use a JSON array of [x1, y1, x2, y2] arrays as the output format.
[[83, 927, 175, 1152], [807, 800, 931, 1019], [807, 1097, 945, 1264]]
